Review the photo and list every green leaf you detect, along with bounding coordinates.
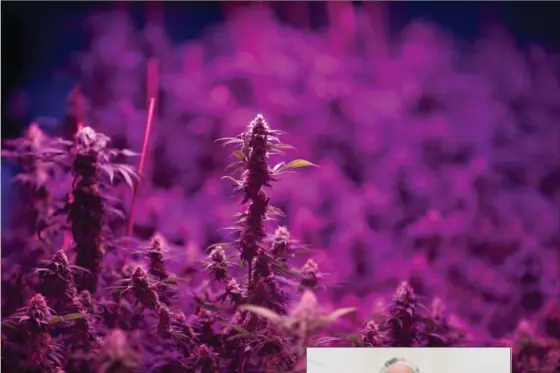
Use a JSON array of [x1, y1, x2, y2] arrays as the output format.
[[208, 242, 229, 250], [48, 316, 64, 325], [232, 151, 246, 161], [340, 334, 358, 342], [220, 321, 250, 335], [63, 313, 86, 321], [285, 159, 317, 170], [274, 143, 296, 150], [227, 333, 251, 341], [325, 307, 356, 322], [239, 305, 282, 324]]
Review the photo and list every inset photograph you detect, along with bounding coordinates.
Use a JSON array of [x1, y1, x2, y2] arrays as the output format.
[[307, 347, 511, 373]]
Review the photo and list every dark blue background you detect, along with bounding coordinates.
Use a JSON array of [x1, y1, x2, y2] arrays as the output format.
[[3, 1, 560, 138]]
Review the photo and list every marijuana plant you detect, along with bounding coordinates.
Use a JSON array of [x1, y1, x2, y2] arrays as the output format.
[[48, 126, 138, 293]]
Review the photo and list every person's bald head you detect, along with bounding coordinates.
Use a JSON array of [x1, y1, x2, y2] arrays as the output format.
[[386, 363, 416, 373], [380, 358, 420, 373]]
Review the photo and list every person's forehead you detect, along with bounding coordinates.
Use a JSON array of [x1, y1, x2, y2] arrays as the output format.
[[386, 364, 415, 373]]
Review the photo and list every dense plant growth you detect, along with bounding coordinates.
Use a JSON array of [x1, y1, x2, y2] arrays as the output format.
[[2, 4, 559, 373]]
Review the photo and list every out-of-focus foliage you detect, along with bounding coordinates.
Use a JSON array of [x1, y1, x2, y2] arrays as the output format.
[[2, 4, 559, 373]]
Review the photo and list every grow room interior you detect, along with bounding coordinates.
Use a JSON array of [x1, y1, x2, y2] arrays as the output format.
[[1, 2, 559, 373]]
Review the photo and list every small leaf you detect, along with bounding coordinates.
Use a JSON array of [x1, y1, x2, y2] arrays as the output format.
[[325, 307, 356, 322], [239, 305, 282, 324], [226, 161, 245, 170], [198, 302, 221, 312], [17, 315, 31, 323], [49, 316, 64, 325], [425, 333, 446, 342], [108, 207, 126, 220], [228, 333, 251, 341], [272, 162, 286, 173], [120, 149, 139, 157], [232, 151, 246, 161], [221, 176, 242, 186], [220, 321, 250, 335], [274, 143, 296, 150], [1, 321, 18, 330], [216, 137, 244, 146], [208, 242, 229, 250], [163, 276, 179, 283], [285, 159, 317, 170], [115, 165, 138, 189], [101, 165, 115, 184], [63, 313, 86, 321]]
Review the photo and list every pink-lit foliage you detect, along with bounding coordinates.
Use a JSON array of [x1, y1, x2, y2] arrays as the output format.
[[2, 4, 559, 373]]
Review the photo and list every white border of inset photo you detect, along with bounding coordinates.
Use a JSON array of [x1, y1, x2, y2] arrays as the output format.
[[306, 347, 512, 373]]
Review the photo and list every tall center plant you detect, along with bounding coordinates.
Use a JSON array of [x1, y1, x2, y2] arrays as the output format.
[[210, 114, 355, 371]]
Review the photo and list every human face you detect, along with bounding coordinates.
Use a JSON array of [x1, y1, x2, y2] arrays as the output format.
[[386, 363, 415, 373]]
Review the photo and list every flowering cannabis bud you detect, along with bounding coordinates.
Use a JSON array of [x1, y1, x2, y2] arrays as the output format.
[[7, 294, 64, 372], [37, 250, 96, 349], [242, 115, 275, 200], [157, 305, 172, 337], [223, 278, 244, 304], [38, 250, 76, 307], [147, 234, 169, 280], [78, 290, 93, 312], [360, 320, 387, 347], [387, 281, 422, 347], [74, 126, 110, 155], [27, 293, 51, 323], [115, 265, 161, 313], [143, 234, 177, 306], [300, 258, 319, 289], [204, 246, 229, 282], [130, 266, 161, 310], [192, 344, 220, 373], [61, 126, 138, 293], [271, 226, 291, 260]]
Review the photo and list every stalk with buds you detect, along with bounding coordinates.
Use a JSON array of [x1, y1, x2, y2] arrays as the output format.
[[386, 281, 424, 347], [37, 250, 97, 348], [219, 114, 316, 289], [50, 126, 138, 293], [1, 294, 70, 373], [2, 123, 56, 247]]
